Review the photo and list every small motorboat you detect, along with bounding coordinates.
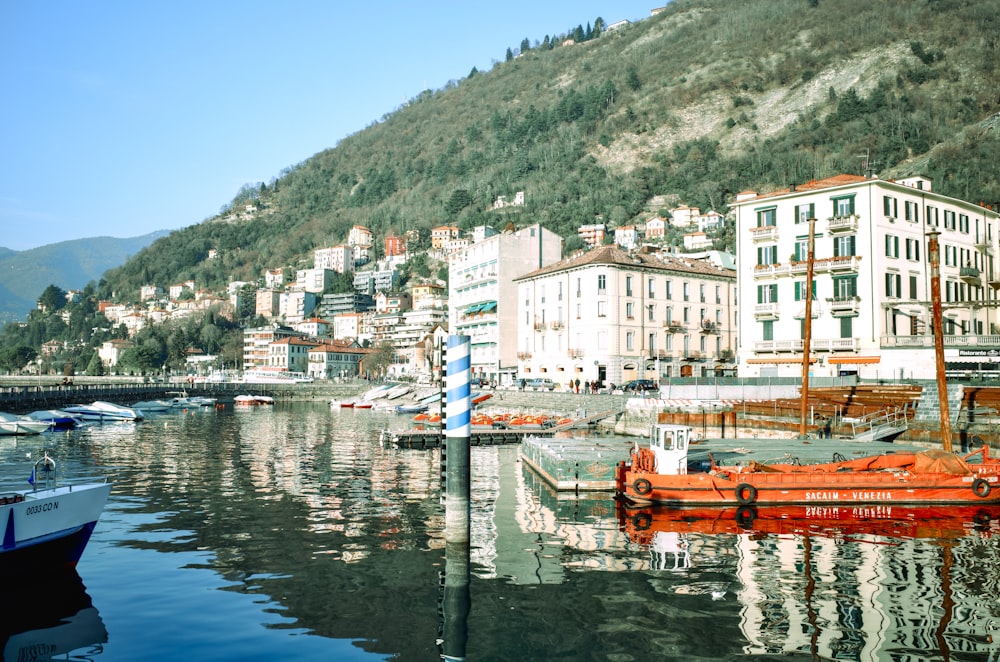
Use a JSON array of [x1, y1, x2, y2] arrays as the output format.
[[0, 413, 52, 436], [395, 402, 429, 414], [62, 401, 144, 422], [0, 453, 111, 576], [26, 410, 81, 430], [616, 421, 1000, 507]]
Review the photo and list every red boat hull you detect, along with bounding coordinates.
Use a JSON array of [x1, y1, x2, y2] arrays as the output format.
[[616, 456, 1000, 506]]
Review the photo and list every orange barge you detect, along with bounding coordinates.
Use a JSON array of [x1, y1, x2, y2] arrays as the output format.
[[615, 423, 1000, 507]]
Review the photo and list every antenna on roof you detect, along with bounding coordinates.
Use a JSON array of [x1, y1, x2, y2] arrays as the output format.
[[858, 149, 877, 178]]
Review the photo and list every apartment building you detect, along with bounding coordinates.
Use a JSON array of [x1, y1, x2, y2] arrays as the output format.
[[513, 244, 737, 387], [734, 174, 1000, 379], [448, 223, 563, 385]]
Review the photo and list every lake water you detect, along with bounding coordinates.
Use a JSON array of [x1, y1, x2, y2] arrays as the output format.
[[4, 401, 1000, 661]]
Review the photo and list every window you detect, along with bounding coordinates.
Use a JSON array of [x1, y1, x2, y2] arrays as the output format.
[[885, 234, 899, 258], [909, 274, 918, 300], [665, 306, 673, 323], [715, 285, 721, 304], [795, 203, 815, 224], [794, 279, 817, 301], [834, 235, 856, 257], [833, 276, 857, 298], [757, 245, 778, 265], [597, 301, 606, 317], [576, 302, 581, 319], [648, 278, 655, 298], [944, 210, 956, 230], [648, 333, 656, 352], [885, 272, 902, 298], [794, 239, 810, 261], [683, 307, 690, 323], [626, 331, 634, 351], [959, 213, 970, 233], [762, 320, 774, 341], [832, 195, 855, 217], [905, 238, 920, 261], [626, 302, 634, 319], [597, 274, 606, 293], [904, 200, 919, 223], [540, 285, 545, 304], [558, 282, 563, 301], [756, 207, 777, 227], [683, 282, 690, 301], [840, 316, 853, 339], [926, 206, 939, 227], [757, 283, 778, 303], [626, 275, 633, 297], [883, 195, 898, 219], [576, 277, 581, 297], [699, 284, 706, 303], [665, 281, 672, 300]]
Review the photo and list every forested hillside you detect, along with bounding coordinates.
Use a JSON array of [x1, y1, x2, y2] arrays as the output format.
[[2, 0, 999, 376]]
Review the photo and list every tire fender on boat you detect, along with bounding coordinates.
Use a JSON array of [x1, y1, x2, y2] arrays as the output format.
[[973, 478, 991, 498], [633, 478, 653, 496], [735, 506, 756, 529], [735, 483, 758, 505]]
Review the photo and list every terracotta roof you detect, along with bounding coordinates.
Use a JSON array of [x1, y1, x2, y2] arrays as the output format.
[[740, 174, 870, 202], [513, 244, 735, 281]]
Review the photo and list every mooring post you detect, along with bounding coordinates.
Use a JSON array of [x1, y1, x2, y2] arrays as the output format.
[[441, 334, 470, 661]]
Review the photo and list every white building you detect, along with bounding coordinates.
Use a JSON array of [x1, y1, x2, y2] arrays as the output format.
[[313, 245, 353, 274], [734, 174, 1000, 380], [514, 244, 737, 387], [448, 223, 563, 385]]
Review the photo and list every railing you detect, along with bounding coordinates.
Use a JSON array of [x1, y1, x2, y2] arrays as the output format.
[[754, 302, 779, 319], [517, 352, 532, 360], [881, 334, 1000, 348], [750, 226, 778, 242], [549, 321, 564, 330], [827, 214, 859, 233], [567, 348, 584, 358], [753, 337, 859, 353], [828, 296, 861, 315], [755, 256, 861, 279]]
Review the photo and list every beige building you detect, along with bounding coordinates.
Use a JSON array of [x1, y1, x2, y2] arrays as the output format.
[[733, 174, 1000, 379], [513, 244, 737, 387]]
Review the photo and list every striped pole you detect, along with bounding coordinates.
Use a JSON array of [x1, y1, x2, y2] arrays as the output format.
[[444, 334, 471, 542], [441, 334, 470, 661]]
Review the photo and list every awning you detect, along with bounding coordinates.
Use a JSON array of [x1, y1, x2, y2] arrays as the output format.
[[747, 357, 818, 364], [827, 355, 881, 365], [465, 303, 482, 314], [481, 302, 497, 312]]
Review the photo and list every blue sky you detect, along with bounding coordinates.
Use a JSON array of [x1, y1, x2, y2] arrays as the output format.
[[1, 1, 657, 252]]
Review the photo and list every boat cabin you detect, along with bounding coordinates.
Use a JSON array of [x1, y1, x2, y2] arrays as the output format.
[[645, 423, 693, 476]]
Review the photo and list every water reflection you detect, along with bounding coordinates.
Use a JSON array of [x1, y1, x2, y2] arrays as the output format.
[[0, 570, 107, 661], [5, 403, 1000, 659]]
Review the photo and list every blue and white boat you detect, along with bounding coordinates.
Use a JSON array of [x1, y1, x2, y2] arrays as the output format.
[[63, 401, 144, 422], [26, 410, 81, 430], [0, 413, 52, 436], [0, 454, 111, 576]]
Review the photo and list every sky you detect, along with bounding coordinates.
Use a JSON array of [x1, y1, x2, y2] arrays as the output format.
[[0, 1, 658, 252]]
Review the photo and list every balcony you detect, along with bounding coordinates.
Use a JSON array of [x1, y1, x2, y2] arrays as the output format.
[[663, 320, 686, 333], [754, 302, 779, 320], [824, 255, 862, 274], [750, 225, 778, 243], [752, 337, 859, 353], [828, 296, 861, 316], [533, 322, 545, 332], [700, 320, 718, 334], [683, 351, 703, 361], [827, 214, 859, 233], [960, 266, 982, 286], [567, 348, 584, 358], [517, 351, 532, 360], [549, 320, 564, 330], [649, 349, 670, 359]]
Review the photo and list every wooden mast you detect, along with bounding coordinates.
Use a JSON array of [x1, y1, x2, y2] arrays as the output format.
[[799, 216, 816, 438], [927, 228, 953, 452]]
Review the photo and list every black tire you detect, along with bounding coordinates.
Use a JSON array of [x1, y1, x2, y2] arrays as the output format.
[[633, 478, 653, 496], [973, 478, 991, 498], [632, 513, 652, 530], [735, 483, 758, 505], [735, 506, 757, 529]]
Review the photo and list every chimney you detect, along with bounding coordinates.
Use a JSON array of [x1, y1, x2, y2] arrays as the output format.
[[789, 183, 797, 192]]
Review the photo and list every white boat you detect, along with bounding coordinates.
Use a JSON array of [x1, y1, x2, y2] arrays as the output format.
[[383, 385, 411, 400], [0, 412, 52, 436], [63, 401, 144, 422], [0, 453, 111, 576], [130, 400, 174, 413]]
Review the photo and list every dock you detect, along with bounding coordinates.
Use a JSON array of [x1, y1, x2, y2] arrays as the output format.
[[383, 408, 618, 449]]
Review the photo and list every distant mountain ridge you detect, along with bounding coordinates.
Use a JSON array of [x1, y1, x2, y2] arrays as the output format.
[[0, 232, 169, 322]]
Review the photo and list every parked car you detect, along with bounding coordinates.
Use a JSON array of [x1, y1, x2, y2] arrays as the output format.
[[524, 378, 556, 391], [621, 379, 658, 393]]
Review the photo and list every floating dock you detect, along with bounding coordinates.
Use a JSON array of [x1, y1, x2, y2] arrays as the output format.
[[520, 436, 634, 492]]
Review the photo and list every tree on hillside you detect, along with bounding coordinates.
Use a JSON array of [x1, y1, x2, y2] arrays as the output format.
[[0, 346, 37, 373], [364, 341, 397, 379], [37, 284, 67, 312], [445, 189, 473, 216], [85, 352, 105, 376]]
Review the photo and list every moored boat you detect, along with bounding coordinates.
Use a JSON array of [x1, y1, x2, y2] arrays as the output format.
[[26, 410, 81, 430], [0, 413, 53, 436], [234, 394, 275, 406], [615, 422, 1000, 507], [0, 454, 111, 576], [62, 401, 144, 422]]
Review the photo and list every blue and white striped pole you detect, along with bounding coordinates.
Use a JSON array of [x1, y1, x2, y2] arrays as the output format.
[[444, 334, 471, 543], [441, 335, 470, 661]]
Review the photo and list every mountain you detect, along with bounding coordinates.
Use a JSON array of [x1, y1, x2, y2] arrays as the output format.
[[97, 0, 1000, 301], [0, 232, 168, 322]]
